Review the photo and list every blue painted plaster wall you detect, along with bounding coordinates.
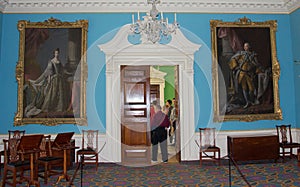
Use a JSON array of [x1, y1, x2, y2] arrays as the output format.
[[290, 8, 300, 128], [0, 13, 2, 65], [0, 13, 296, 134]]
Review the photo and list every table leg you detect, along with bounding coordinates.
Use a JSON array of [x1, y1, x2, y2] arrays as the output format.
[[28, 153, 40, 187], [297, 149, 300, 167], [56, 149, 70, 184]]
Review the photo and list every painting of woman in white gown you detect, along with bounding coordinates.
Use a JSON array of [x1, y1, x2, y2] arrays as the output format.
[[25, 48, 70, 117], [21, 27, 83, 119], [15, 18, 87, 126]]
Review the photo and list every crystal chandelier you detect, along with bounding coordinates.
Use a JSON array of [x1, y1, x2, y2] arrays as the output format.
[[130, 0, 179, 44]]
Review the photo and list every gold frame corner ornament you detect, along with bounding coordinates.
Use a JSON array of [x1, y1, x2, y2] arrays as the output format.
[[14, 18, 88, 126], [211, 17, 282, 122]]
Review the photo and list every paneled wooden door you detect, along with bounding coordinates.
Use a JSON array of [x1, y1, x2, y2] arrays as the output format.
[[120, 65, 151, 166]]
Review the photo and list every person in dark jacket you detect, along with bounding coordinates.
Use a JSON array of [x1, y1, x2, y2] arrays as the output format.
[[151, 104, 170, 163]]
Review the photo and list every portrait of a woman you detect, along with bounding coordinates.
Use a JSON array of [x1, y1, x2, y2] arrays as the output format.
[[24, 48, 69, 117]]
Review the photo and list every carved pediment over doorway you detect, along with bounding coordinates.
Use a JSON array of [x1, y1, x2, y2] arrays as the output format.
[[99, 24, 200, 163]]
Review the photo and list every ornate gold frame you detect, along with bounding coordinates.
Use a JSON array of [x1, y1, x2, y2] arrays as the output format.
[[211, 17, 282, 122], [14, 18, 88, 126]]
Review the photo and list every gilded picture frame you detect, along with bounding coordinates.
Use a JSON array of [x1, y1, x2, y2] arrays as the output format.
[[211, 17, 282, 122], [14, 18, 88, 126]]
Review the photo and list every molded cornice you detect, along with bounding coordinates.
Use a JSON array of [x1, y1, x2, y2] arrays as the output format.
[[0, 0, 299, 14]]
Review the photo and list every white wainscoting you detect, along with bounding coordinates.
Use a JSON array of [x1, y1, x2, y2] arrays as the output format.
[[0, 129, 299, 163], [92, 128, 300, 162], [193, 128, 300, 161]]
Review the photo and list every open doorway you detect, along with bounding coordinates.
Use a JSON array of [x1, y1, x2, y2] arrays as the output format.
[[150, 65, 180, 163], [119, 65, 180, 165], [100, 24, 199, 164]]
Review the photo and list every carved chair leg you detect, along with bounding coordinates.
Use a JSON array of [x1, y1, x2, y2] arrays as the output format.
[[2, 167, 8, 186], [199, 153, 203, 166], [96, 155, 98, 171], [44, 163, 48, 184], [12, 169, 17, 187], [218, 151, 221, 166]]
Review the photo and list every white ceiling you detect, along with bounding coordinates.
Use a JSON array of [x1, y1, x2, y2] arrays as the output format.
[[0, 0, 299, 14]]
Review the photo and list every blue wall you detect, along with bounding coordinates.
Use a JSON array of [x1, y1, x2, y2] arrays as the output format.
[[291, 8, 300, 128], [0, 13, 2, 65], [0, 13, 296, 134]]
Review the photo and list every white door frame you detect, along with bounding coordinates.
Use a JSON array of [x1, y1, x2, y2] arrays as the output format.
[[99, 24, 200, 162]]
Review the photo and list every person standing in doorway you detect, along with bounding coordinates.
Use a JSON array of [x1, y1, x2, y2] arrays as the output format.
[[165, 99, 173, 119], [166, 99, 174, 143], [151, 105, 170, 163], [169, 98, 178, 144]]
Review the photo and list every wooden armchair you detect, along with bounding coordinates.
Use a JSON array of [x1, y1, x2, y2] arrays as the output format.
[[36, 135, 63, 184], [1, 138, 30, 187], [276, 124, 300, 161], [0, 130, 25, 175], [198, 128, 220, 166], [76, 130, 99, 170]]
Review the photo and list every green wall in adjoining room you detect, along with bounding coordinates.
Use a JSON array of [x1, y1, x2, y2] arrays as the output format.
[[157, 66, 175, 103]]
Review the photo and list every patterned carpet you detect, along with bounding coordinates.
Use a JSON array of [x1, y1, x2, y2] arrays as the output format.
[[1, 158, 300, 186]]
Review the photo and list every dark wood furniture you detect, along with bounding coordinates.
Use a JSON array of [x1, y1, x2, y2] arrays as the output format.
[[227, 134, 279, 162], [276, 124, 300, 161], [227, 134, 279, 186], [297, 148, 300, 167], [198, 128, 220, 166], [19, 134, 44, 187], [8, 130, 26, 140], [0, 130, 25, 175], [54, 145, 78, 185], [51, 140, 75, 168], [2, 138, 30, 187], [36, 135, 63, 184], [50, 132, 76, 185], [76, 130, 99, 170], [2, 134, 43, 187], [51, 133, 75, 168]]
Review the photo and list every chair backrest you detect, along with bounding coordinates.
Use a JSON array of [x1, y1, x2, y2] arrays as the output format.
[[3, 138, 20, 164], [199, 128, 217, 148], [81, 130, 99, 151], [39, 135, 52, 158], [276, 124, 293, 144], [8, 130, 25, 140]]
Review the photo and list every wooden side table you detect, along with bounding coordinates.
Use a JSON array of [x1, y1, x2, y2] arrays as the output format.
[[227, 134, 279, 162], [54, 145, 79, 185]]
